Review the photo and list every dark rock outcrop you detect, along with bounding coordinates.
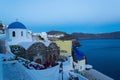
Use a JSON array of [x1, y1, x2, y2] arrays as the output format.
[[47, 31, 81, 47]]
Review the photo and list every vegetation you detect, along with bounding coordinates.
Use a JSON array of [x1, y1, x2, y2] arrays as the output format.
[[58, 55, 68, 62]]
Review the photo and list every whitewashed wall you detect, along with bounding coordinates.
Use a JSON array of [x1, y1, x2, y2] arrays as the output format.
[[74, 59, 86, 71], [6, 29, 32, 44]]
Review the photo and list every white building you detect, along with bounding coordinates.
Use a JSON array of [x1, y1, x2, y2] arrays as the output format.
[[72, 46, 86, 72], [74, 59, 86, 71], [48, 34, 64, 38], [6, 21, 33, 44], [33, 32, 49, 41]]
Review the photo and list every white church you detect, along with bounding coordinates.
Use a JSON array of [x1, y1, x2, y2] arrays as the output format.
[[5, 21, 49, 45], [6, 21, 33, 44]]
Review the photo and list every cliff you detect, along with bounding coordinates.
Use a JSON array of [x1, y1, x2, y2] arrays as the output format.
[[47, 31, 120, 46], [71, 31, 120, 40]]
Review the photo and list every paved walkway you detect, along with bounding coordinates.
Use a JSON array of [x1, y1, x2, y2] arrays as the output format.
[[80, 69, 114, 80]]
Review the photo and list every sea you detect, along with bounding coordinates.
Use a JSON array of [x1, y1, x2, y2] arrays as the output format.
[[78, 39, 120, 80]]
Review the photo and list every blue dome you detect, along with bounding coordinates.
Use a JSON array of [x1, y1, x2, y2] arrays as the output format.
[[72, 46, 85, 60], [8, 22, 26, 29]]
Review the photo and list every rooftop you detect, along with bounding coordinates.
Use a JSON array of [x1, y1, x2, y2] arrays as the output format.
[[8, 22, 26, 29]]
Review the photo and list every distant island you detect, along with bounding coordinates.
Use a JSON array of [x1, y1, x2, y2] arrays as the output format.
[[47, 31, 120, 40]]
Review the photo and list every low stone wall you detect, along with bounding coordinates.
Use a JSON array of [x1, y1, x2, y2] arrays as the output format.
[[10, 42, 60, 66], [80, 69, 114, 80]]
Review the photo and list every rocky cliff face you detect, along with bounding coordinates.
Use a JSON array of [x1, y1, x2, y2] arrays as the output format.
[[47, 31, 81, 47], [47, 30, 73, 40], [47, 31, 67, 35], [47, 30, 120, 47], [71, 31, 120, 40], [48, 31, 120, 40]]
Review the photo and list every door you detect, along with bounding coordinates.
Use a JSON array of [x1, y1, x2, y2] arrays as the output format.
[[35, 58, 41, 64]]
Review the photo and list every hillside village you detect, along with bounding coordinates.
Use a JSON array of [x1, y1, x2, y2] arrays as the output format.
[[0, 21, 114, 80]]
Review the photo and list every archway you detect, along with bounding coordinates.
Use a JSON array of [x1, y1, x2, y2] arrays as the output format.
[[35, 58, 41, 64]]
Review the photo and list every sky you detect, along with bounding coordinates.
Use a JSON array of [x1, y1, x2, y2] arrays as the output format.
[[0, 0, 120, 33]]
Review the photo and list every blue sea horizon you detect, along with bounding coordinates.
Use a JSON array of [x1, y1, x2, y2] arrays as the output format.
[[78, 39, 120, 80]]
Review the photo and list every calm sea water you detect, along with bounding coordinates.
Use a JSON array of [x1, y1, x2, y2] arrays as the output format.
[[78, 39, 120, 80]]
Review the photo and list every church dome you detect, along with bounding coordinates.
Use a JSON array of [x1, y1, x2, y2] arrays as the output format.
[[8, 22, 26, 29]]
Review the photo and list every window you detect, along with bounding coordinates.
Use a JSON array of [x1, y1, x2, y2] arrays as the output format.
[[21, 31, 23, 36], [12, 31, 15, 37]]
